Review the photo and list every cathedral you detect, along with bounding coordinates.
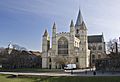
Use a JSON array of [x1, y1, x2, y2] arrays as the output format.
[[41, 10, 90, 69]]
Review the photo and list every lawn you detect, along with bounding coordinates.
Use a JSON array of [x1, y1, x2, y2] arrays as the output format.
[[0, 68, 64, 73], [0, 74, 120, 82], [42, 76, 120, 82], [0, 74, 34, 82]]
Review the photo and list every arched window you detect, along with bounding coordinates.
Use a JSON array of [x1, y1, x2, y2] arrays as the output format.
[[76, 58, 78, 62], [93, 46, 96, 50], [76, 29, 79, 34], [58, 37, 68, 55], [92, 55, 95, 59], [98, 55, 101, 59], [49, 58, 51, 62], [98, 45, 102, 50]]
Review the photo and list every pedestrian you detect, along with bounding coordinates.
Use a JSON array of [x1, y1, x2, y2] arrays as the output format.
[[93, 71, 96, 75], [71, 70, 73, 74], [85, 70, 87, 74]]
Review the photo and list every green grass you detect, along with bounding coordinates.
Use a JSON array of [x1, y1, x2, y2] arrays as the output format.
[[0, 74, 120, 82], [0, 68, 64, 73], [0, 74, 34, 82], [42, 76, 120, 82]]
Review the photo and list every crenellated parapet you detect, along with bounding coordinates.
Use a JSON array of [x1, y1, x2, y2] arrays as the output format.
[[56, 32, 70, 37]]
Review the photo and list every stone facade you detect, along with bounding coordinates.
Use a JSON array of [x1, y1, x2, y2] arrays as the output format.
[[88, 35, 106, 66], [41, 10, 90, 69]]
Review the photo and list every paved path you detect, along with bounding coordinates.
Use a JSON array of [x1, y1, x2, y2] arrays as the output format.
[[0, 71, 120, 76], [0, 72, 72, 76]]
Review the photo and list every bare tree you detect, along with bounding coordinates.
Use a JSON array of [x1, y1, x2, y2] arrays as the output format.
[[54, 56, 67, 69], [12, 44, 27, 51], [107, 40, 114, 53], [107, 39, 119, 58]]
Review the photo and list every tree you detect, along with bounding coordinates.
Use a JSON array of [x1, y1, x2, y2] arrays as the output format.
[[54, 56, 67, 69], [0, 48, 9, 65], [107, 39, 119, 58], [107, 40, 114, 53], [96, 39, 120, 71], [54, 56, 73, 69], [12, 44, 27, 51]]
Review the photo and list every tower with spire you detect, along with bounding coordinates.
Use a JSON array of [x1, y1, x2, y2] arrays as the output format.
[[75, 9, 89, 68], [42, 29, 50, 68], [52, 22, 57, 56]]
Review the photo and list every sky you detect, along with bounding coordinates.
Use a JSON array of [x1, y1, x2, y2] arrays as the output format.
[[0, 0, 120, 51]]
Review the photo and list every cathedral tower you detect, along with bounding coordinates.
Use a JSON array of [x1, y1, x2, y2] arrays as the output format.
[[42, 29, 50, 68], [52, 22, 57, 56], [75, 9, 89, 68]]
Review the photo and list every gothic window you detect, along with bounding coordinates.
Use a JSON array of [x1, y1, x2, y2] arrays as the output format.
[[47, 40, 50, 51], [93, 46, 96, 50], [76, 58, 78, 62], [58, 37, 68, 55], [92, 55, 95, 59], [82, 31, 84, 33], [98, 45, 102, 50], [49, 64, 51, 69], [98, 55, 101, 59], [49, 58, 51, 62], [76, 29, 79, 34], [92, 59, 95, 63], [82, 48, 84, 51], [88, 45, 91, 50]]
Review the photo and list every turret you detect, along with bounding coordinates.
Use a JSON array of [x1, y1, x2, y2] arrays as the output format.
[[42, 29, 50, 52], [70, 20, 75, 36], [52, 22, 56, 37], [52, 22, 57, 54]]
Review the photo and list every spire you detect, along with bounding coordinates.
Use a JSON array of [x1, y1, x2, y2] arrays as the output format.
[[53, 22, 56, 29], [43, 29, 48, 37], [75, 9, 83, 27], [80, 21, 87, 30], [70, 20, 74, 27]]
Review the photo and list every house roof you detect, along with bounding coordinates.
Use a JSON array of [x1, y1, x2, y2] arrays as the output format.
[[88, 35, 103, 43]]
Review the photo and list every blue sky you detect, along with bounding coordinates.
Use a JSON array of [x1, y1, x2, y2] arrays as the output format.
[[0, 0, 120, 51]]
